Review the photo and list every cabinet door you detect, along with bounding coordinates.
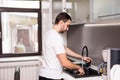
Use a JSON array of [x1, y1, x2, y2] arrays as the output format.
[[52, 0, 62, 23], [52, 0, 90, 23], [92, 0, 120, 21], [66, 0, 90, 23]]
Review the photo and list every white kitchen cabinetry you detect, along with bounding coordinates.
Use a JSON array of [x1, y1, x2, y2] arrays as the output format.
[[52, 0, 120, 23], [91, 0, 120, 22], [52, 0, 66, 23], [52, 0, 90, 24], [66, 0, 90, 23]]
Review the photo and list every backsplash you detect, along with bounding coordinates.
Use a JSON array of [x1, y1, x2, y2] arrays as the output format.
[[67, 24, 120, 66]]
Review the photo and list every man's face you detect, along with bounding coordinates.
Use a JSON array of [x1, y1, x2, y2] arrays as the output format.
[[60, 20, 71, 33]]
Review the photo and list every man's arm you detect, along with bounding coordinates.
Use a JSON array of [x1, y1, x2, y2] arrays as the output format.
[[65, 46, 92, 62], [57, 53, 80, 69], [57, 53, 84, 75], [65, 46, 83, 59]]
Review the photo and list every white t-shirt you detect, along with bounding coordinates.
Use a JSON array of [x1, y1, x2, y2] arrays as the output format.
[[39, 30, 65, 79]]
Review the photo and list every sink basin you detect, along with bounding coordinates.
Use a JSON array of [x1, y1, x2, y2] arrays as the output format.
[[63, 65, 100, 78], [63, 67, 100, 78]]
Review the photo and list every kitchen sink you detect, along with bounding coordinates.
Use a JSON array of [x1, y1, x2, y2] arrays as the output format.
[[63, 64, 100, 78]]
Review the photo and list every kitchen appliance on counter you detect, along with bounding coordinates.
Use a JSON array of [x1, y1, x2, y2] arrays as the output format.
[[102, 48, 120, 80], [63, 45, 100, 78]]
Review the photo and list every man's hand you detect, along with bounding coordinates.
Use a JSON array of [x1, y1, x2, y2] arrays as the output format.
[[78, 67, 85, 75], [82, 57, 93, 63]]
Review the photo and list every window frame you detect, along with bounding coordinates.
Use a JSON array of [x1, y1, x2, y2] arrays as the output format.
[[0, 2, 42, 58]]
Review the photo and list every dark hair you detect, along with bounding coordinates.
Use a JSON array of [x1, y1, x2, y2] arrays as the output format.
[[55, 12, 72, 24]]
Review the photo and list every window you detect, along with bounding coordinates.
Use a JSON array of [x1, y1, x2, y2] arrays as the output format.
[[0, 0, 42, 57]]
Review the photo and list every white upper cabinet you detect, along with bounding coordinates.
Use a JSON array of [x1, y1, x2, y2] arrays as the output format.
[[66, 0, 90, 23], [52, 0, 63, 24], [52, 0, 120, 23], [52, 0, 90, 24], [91, 0, 120, 22]]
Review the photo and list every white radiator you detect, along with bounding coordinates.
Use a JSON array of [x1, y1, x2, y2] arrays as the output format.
[[0, 60, 40, 80]]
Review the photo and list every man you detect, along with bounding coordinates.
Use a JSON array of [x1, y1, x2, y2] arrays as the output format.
[[39, 12, 92, 80]]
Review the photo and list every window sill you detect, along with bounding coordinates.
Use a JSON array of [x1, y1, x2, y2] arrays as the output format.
[[0, 56, 42, 62]]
